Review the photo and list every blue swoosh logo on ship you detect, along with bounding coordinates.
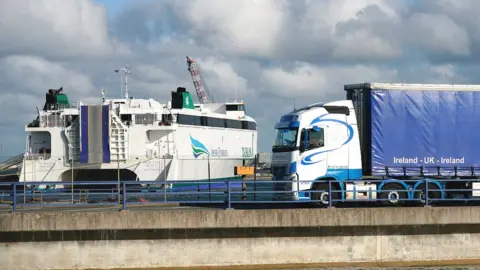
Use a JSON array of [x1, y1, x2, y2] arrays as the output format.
[[190, 135, 210, 158]]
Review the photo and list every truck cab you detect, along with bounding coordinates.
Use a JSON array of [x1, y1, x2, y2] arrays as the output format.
[[271, 100, 363, 203]]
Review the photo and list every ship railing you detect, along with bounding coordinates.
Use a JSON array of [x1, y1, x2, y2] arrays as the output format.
[[43, 103, 78, 111], [135, 119, 156, 125], [55, 103, 78, 109], [25, 153, 52, 160], [38, 115, 66, 128], [0, 154, 24, 170], [134, 113, 157, 125], [175, 155, 250, 160], [39, 121, 66, 128]]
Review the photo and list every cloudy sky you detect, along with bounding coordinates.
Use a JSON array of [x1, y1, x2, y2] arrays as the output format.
[[0, 0, 478, 157]]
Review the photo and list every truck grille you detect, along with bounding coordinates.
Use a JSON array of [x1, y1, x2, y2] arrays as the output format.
[[271, 165, 287, 177], [273, 181, 292, 191]]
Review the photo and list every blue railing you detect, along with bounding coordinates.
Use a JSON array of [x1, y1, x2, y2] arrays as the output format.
[[1, 179, 480, 212]]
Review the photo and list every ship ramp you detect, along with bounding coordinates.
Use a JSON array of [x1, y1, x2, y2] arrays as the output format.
[[0, 153, 24, 171]]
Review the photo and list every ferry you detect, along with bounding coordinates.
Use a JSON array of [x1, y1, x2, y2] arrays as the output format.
[[9, 63, 258, 190]]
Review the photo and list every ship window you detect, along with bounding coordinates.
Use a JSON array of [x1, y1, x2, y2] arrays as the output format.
[[206, 117, 215, 127], [226, 120, 242, 129], [176, 114, 255, 130], [177, 114, 200, 126], [135, 113, 156, 125], [207, 117, 225, 128], [242, 121, 248, 129], [219, 118, 226, 127], [200, 116, 207, 126], [241, 121, 257, 130], [121, 114, 132, 122], [162, 114, 173, 123], [226, 104, 244, 111]]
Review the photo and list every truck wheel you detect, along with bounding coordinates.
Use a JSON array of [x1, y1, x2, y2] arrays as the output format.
[[413, 183, 441, 205], [311, 182, 338, 206], [378, 183, 407, 206]]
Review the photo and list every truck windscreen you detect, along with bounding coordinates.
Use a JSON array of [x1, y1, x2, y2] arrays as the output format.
[[272, 128, 298, 152]]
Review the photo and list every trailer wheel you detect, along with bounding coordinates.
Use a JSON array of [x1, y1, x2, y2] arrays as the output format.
[[311, 182, 338, 206], [413, 183, 441, 205], [378, 183, 407, 206]]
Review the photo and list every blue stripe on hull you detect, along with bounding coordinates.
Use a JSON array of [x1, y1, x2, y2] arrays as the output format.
[[102, 105, 110, 163], [80, 106, 89, 163]]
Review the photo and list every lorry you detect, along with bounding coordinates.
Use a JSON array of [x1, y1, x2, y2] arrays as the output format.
[[271, 82, 480, 206]]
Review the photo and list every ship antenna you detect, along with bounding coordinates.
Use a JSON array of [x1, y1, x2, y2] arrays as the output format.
[[115, 64, 132, 99], [101, 87, 106, 103]]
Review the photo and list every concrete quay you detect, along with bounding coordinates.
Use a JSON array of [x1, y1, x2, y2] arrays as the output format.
[[1, 206, 480, 269]]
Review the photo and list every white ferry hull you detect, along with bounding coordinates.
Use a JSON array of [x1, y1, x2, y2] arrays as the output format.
[[19, 157, 243, 188], [19, 86, 257, 191]]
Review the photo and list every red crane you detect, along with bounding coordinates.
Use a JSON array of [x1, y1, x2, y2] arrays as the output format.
[[186, 56, 215, 104]]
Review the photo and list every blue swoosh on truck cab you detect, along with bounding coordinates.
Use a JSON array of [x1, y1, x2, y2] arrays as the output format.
[[301, 114, 354, 165]]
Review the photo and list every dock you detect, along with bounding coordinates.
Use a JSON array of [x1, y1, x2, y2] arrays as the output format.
[[2, 206, 480, 269]]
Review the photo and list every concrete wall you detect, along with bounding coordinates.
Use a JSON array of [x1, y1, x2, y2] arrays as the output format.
[[2, 232, 480, 270], [3, 206, 480, 231], [2, 207, 480, 269]]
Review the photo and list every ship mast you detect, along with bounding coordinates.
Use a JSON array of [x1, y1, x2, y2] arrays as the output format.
[[115, 64, 132, 99]]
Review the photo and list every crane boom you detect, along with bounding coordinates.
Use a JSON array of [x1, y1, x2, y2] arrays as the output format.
[[186, 56, 215, 104]]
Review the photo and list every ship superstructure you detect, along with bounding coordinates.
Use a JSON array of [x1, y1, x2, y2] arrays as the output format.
[[15, 59, 257, 188]]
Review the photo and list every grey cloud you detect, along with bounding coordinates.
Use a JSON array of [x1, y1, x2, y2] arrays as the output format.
[[0, 0, 128, 60]]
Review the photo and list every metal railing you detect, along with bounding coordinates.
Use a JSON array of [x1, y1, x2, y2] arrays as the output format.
[[1, 179, 480, 212]]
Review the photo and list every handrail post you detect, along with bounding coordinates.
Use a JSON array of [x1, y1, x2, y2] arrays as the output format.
[[122, 182, 127, 211], [12, 183, 16, 212], [328, 180, 333, 208], [425, 179, 430, 207], [227, 181, 232, 209]]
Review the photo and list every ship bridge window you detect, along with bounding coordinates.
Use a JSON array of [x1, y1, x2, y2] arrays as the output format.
[[207, 117, 226, 128], [176, 113, 256, 130], [226, 120, 242, 129], [226, 104, 245, 111], [177, 114, 201, 126], [200, 116, 207, 126], [135, 113, 156, 125], [242, 121, 257, 131]]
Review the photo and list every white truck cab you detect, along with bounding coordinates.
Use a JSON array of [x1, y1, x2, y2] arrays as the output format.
[[271, 100, 365, 203]]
